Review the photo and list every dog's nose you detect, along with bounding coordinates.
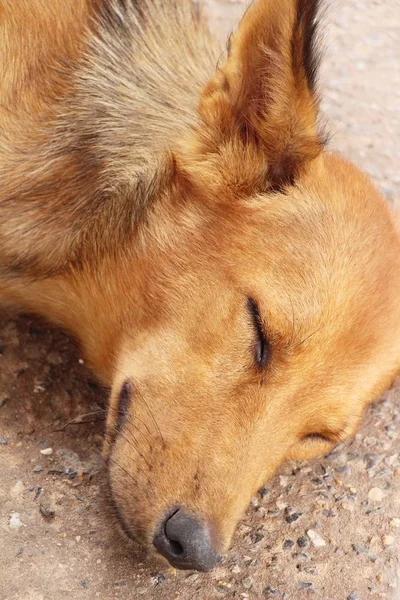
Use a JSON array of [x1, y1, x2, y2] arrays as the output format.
[[153, 507, 220, 571]]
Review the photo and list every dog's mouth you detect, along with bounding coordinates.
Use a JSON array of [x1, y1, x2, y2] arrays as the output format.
[[107, 473, 138, 544], [107, 465, 222, 571]]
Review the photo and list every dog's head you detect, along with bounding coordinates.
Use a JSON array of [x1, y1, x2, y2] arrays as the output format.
[[105, 0, 400, 570]]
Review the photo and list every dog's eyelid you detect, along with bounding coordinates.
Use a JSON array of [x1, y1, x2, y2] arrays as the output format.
[[302, 432, 331, 442], [247, 297, 266, 327], [302, 430, 340, 444], [117, 379, 132, 429], [247, 297, 270, 369]]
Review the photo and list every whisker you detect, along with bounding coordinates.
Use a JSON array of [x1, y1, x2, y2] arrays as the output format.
[[53, 420, 102, 430], [107, 424, 152, 469], [132, 379, 166, 448], [130, 419, 153, 449], [58, 409, 106, 430], [295, 324, 325, 349], [112, 364, 165, 448], [110, 408, 155, 451], [108, 455, 140, 488]]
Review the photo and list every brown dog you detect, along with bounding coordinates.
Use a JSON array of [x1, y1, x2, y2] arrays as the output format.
[[1, 0, 400, 572]]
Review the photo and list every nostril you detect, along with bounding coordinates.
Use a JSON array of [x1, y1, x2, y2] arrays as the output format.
[[153, 507, 220, 571], [167, 539, 184, 556], [163, 510, 184, 557]]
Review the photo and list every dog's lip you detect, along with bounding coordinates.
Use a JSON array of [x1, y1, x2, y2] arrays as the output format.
[[114, 504, 138, 543], [107, 473, 138, 543]]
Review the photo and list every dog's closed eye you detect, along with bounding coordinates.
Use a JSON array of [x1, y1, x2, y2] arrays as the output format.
[[247, 298, 270, 369], [117, 380, 132, 429], [302, 432, 332, 443]]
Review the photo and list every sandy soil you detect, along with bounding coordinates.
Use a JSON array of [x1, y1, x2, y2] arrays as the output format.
[[1, 1, 399, 599]]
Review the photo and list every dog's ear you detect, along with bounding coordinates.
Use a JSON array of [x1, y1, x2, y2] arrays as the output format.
[[184, 0, 325, 194]]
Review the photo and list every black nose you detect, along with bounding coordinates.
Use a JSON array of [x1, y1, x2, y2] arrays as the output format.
[[153, 507, 220, 571]]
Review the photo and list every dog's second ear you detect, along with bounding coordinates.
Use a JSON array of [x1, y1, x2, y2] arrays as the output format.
[[181, 0, 326, 195]]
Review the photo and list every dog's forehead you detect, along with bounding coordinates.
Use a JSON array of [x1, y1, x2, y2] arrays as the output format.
[[188, 173, 399, 342], [213, 158, 394, 285]]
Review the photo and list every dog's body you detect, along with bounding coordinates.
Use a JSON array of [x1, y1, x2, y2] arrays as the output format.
[[1, 0, 400, 571]]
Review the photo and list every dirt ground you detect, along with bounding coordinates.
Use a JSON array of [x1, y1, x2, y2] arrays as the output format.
[[1, 1, 400, 599]]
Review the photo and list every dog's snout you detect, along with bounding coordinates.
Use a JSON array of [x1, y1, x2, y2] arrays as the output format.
[[153, 508, 220, 571]]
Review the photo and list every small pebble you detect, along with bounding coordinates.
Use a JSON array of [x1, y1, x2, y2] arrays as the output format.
[[9, 512, 24, 529], [151, 574, 165, 587], [242, 577, 253, 589], [285, 512, 303, 524], [390, 518, 400, 528], [302, 566, 317, 575], [39, 504, 55, 519], [283, 540, 295, 550], [215, 584, 230, 594], [307, 530, 326, 547], [114, 582, 127, 590], [363, 436, 378, 447], [347, 594, 359, 600], [297, 536, 309, 548], [264, 587, 283, 597], [368, 552, 377, 564], [11, 480, 24, 497], [298, 582, 313, 590], [368, 487, 384, 502], [250, 532, 264, 543], [335, 465, 350, 474], [186, 573, 199, 582], [0, 437, 7, 445], [33, 465, 43, 473], [382, 535, 395, 546], [231, 565, 241, 574], [40, 448, 53, 456]]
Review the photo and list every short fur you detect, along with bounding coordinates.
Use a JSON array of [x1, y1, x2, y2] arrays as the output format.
[[1, 0, 400, 569]]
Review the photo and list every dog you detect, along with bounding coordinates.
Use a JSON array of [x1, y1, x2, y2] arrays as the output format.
[[1, 0, 400, 572]]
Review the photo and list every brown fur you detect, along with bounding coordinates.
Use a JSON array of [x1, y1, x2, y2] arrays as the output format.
[[1, 0, 400, 567]]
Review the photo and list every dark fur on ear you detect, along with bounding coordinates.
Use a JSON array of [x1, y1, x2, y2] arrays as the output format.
[[293, 0, 324, 93], [183, 0, 327, 194]]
